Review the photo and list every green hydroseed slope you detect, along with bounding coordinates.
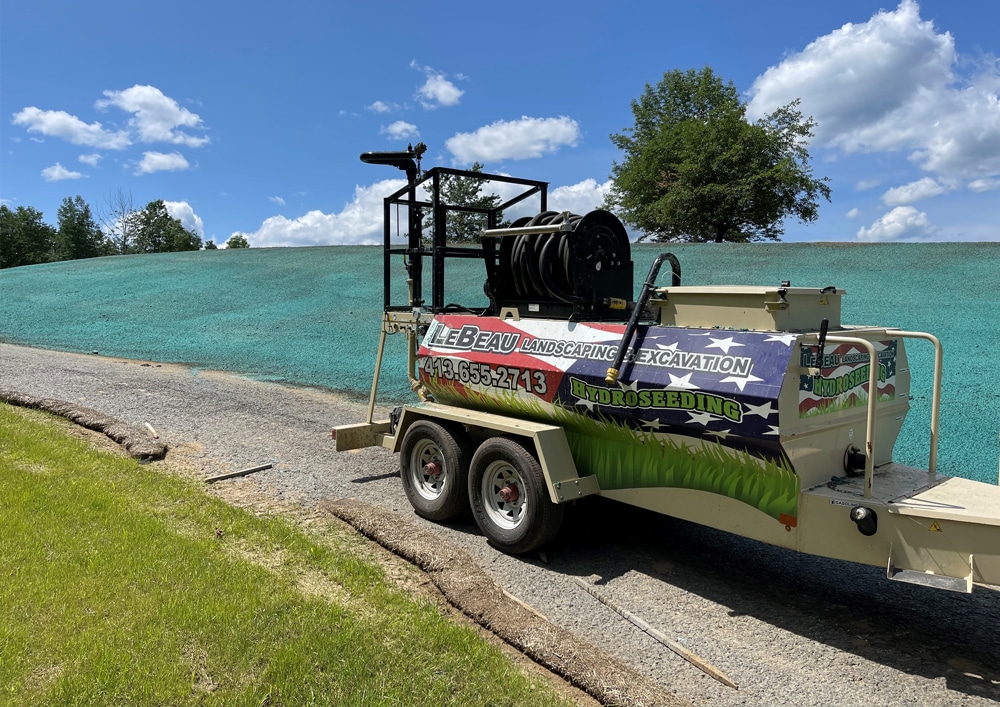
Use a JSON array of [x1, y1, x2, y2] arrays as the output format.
[[2, 242, 999, 483]]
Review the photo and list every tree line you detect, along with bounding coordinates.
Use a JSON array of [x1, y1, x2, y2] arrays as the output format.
[[0, 192, 248, 270]]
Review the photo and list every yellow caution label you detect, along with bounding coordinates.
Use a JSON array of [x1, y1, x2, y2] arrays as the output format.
[[929, 520, 942, 532]]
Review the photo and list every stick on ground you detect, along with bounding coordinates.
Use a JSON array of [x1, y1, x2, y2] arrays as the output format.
[[205, 463, 273, 483], [574, 578, 738, 690]]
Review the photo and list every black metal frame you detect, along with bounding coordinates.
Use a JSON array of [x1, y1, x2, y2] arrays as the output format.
[[379, 166, 549, 313]]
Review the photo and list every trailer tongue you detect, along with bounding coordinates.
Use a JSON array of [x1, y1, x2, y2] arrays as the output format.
[[333, 148, 1000, 592]]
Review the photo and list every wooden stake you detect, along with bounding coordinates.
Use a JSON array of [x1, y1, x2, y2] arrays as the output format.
[[574, 578, 738, 690], [205, 463, 273, 483]]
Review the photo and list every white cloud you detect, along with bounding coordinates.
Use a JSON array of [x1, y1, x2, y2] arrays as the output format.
[[164, 200, 204, 236], [446, 116, 581, 163], [367, 100, 396, 113], [495, 178, 612, 222], [413, 66, 463, 108], [268, 195, 286, 206], [846, 207, 861, 219], [881, 177, 952, 205], [97, 85, 209, 147], [238, 176, 616, 248], [548, 179, 614, 215], [855, 178, 881, 191], [12, 107, 130, 149], [381, 120, 419, 140], [857, 205, 938, 241], [747, 1, 1000, 182], [969, 178, 1000, 193], [41, 163, 84, 181], [13, 84, 209, 169], [135, 151, 190, 175], [237, 178, 407, 247]]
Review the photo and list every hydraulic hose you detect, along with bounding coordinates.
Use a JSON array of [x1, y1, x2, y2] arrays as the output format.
[[606, 252, 681, 384]]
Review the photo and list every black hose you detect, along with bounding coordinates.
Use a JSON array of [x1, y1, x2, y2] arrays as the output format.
[[605, 252, 680, 384], [511, 211, 583, 302], [539, 233, 586, 304]]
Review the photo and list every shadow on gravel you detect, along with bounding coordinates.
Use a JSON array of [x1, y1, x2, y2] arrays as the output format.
[[349, 471, 399, 484], [547, 498, 1000, 701]]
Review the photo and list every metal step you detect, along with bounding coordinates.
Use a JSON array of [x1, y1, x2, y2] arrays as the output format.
[[887, 556, 974, 593]]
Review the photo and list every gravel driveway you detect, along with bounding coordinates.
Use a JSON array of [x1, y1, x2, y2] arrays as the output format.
[[3, 342, 998, 707]]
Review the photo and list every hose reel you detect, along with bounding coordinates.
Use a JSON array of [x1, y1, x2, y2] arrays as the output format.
[[489, 209, 633, 320]]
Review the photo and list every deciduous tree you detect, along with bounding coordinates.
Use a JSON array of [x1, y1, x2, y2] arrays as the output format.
[[100, 189, 141, 255], [606, 67, 831, 243], [134, 200, 202, 253], [0, 204, 56, 268], [225, 234, 249, 248]]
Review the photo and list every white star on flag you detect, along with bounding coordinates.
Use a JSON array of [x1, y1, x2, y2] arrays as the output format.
[[575, 398, 595, 411], [687, 411, 717, 426], [667, 372, 698, 389], [764, 425, 780, 436], [706, 337, 745, 354], [743, 400, 776, 419], [763, 333, 798, 346], [655, 342, 680, 351], [720, 373, 764, 391], [705, 429, 732, 440], [617, 378, 639, 393], [641, 418, 662, 431]]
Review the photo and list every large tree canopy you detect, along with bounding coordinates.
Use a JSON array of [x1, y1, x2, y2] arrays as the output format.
[[606, 67, 831, 243]]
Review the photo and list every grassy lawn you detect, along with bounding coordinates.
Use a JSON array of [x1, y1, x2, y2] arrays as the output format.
[[0, 405, 574, 707]]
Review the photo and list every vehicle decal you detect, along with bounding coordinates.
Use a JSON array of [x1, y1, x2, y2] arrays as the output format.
[[420, 315, 801, 524]]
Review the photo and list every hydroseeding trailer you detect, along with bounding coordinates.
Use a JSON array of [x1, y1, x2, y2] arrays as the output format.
[[333, 145, 1000, 593]]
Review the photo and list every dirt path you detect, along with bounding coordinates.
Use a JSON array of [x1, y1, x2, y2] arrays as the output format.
[[3, 343, 998, 706]]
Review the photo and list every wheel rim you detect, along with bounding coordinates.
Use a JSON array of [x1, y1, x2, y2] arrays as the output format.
[[408, 438, 447, 500], [480, 459, 527, 530]]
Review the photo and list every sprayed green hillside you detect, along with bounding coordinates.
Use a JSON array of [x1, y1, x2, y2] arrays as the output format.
[[2, 242, 999, 482]]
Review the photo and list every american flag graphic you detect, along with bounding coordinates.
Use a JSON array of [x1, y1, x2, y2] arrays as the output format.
[[798, 340, 897, 417]]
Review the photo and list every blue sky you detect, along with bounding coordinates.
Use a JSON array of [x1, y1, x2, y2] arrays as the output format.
[[3, 0, 999, 246]]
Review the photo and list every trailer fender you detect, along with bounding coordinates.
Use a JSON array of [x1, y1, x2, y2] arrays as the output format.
[[392, 403, 601, 504]]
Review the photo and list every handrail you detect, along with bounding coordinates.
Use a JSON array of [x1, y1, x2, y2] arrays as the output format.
[[885, 330, 942, 475], [801, 334, 879, 497], [800, 330, 944, 497]]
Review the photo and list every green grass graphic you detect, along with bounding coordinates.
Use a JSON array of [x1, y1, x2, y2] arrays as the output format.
[[423, 376, 799, 522], [800, 391, 896, 419]]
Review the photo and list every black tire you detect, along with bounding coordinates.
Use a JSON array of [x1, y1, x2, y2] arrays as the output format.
[[468, 436, 564, 554], [399, 420, 472, 522]]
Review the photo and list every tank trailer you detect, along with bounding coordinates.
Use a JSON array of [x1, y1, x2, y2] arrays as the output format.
[[333, 145, 1000, 593]]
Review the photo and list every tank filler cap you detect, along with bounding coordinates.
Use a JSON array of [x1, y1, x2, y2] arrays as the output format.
[[850, 506, 878, 536]]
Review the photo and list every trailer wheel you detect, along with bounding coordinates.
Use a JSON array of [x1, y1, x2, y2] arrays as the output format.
[[399, 420, 472, 521], [468, 436, 564, 554]]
